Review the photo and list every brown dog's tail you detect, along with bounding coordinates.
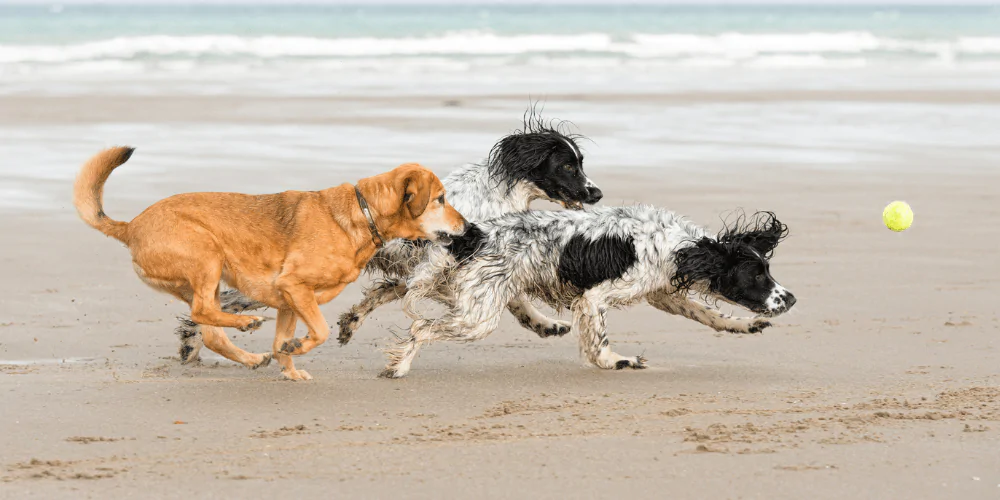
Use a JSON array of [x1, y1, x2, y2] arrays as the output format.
[[73, 146, 135, 243]]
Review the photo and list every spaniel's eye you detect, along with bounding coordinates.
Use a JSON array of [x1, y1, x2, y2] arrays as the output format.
[[755, 274, 766, 285], [437, 195, 445, 204], [563, 164, 574, 172]]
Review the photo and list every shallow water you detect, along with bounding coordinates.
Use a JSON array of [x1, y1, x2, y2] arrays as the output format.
[[2, 5, 1000, 96], [2, 97, 998, 212], [2, 5, 998, 213]]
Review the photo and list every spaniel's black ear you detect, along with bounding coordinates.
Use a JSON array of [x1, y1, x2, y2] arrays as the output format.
[[671, 237, 729, 292], [718, 211, 788, 259], [486, 132, 553, 191], [485, 104, 586, 192]]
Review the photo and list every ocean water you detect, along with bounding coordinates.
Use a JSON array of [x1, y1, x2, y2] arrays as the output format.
[[2, 5, 999, 212], [2, 4, 1000, 95]]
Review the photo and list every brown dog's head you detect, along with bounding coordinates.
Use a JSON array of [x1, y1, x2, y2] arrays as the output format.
[[362, 163, 468, 244]]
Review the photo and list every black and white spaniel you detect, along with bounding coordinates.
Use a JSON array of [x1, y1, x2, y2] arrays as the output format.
[[384, 207, 795, 378]]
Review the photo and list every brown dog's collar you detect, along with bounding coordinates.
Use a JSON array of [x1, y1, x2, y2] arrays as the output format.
[[355, 186, 384, 247]]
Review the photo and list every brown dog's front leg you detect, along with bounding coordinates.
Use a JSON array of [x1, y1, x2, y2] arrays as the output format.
[[272, 308, 310, 381], [277, 283, 345, 359]]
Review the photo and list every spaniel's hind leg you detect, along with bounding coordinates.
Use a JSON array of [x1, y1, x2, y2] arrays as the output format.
[[176, 317, 203, 364], [508, 296, 571, 338], [572, 293, 645, 370], [380, 309, 504, 379], [337, 279, 407, 346], [379, 322, 430, 379], [384, 259, 513, 378], [381, 288, 508, 379], [647, 291, 771, 334]]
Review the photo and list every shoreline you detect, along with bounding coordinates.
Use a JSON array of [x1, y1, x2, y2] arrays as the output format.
[[6, 90, 1000, 125]]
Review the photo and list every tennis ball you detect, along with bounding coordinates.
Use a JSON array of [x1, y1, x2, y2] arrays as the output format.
[[883, 201, 913, 232]]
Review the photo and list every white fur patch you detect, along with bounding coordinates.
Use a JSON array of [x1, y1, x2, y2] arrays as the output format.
[[560, 136, 581, 163], [766, 283, 788, 311]]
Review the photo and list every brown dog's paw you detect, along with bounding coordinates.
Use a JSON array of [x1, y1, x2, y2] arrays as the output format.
[[237, 316, 265, 332], [281, 367, 311, 381], [249, 352, 272, 370], [279, 338, 303, 355]]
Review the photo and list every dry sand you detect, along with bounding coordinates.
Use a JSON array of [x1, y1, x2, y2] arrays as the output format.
[[1, 96, 998, 499]]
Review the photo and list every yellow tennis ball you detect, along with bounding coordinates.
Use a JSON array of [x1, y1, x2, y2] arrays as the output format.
[[883, 201, 913, 232]]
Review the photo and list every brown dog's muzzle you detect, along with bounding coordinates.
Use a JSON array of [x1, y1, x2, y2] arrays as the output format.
[[446, 212, 470, 237]]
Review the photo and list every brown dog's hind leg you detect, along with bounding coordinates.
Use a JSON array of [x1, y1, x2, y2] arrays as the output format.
[[188, 267, 265, 332], [144, 273, 266, 368], [175, 289, 268, 366], [187, 268, 269, 369], [272, 308, 310, 381], [200, 325, 271, 369]]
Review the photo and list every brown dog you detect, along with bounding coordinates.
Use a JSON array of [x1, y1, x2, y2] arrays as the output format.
[[74, 146, 467, 380]]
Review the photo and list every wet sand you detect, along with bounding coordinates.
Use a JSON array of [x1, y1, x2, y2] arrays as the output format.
[[1, 96, 998, 498]]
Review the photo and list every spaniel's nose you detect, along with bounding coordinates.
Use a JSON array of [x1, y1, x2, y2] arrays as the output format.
[[783, 293, 796, 310], [585, 186, 603, 204]]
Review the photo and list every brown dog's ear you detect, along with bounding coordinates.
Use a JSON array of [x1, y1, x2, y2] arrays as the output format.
[[401, 167, 430, 218]]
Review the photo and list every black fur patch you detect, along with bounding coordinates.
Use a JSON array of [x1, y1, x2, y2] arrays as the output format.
[[175, 316, 199, 339], [669, 211, 793, 315], [446, 223, 486, 264], [557, 234, 637, 290], [486, 106, 585, 192]]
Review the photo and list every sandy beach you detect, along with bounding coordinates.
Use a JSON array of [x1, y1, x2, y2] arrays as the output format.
[[0, 92, 998, 498]]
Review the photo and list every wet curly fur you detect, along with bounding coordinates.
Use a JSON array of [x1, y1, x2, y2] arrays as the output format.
[[671, 211, 788, 292], [381, 206, 797, 378]]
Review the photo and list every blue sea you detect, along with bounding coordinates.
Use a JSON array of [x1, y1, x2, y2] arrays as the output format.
[[1, 4, 999, 212], [2, 4, 1000, 94]]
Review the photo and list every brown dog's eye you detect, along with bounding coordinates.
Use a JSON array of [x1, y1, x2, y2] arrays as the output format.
[[404, 193, 414, 202], [437, 195, 445, 204]]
